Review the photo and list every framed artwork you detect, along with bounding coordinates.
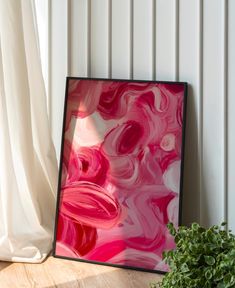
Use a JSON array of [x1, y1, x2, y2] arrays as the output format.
[[53, 77, 187, 273]]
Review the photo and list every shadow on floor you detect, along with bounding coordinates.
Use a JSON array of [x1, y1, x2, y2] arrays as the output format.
[[43, 266, 160, 288], [0, 261, 12, 272]]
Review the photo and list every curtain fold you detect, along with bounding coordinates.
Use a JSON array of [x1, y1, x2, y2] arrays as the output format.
[[0, 0, 58, 262]]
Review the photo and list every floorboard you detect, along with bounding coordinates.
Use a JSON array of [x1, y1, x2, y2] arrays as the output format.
[[0, 257, 162, 288]]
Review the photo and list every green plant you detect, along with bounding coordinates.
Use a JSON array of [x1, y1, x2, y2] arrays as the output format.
[[150, 222, 235, 288]]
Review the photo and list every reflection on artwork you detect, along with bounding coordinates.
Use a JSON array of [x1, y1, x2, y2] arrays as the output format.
[[55, 79, 186, 272]]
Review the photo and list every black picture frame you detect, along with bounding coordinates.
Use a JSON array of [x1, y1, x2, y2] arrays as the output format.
[[53, 77, 188, 274]]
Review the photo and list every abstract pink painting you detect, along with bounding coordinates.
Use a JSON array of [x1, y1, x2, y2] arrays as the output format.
[[54, 78, 187, 273]]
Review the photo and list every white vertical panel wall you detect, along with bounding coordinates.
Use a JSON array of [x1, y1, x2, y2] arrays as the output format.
[[44, 0, 235, 231], [155, 0, 176, 81], [202, 0, 224, 227], [133, 0, 153, 80], [112, 0, 131, 79], [49, 0, 69, 155], [228, 0, 235, 234], [69, 0, 89, 76], [178, 0, 200, 227]]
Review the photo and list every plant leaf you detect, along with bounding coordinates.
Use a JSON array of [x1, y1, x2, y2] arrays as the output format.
[[204, 255, 216, 266]]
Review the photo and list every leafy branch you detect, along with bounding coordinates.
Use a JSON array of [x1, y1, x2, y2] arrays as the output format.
[[150, 222, 235, 288]]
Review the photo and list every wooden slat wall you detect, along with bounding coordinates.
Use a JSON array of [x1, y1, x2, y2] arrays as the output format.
[[201, 0, 224, 227], [228, 0, 235, 233], [111, 0, 131, 79], [179, 0, 200, 228], [155, 0, 175, 81], [45, 0, 235, 231], [69, 0, 89, 77], [133, 0, 154, 80], [49, 0, 69, 154]]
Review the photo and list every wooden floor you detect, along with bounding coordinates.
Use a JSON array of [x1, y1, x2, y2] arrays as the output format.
[[0, 257, 162, 288]]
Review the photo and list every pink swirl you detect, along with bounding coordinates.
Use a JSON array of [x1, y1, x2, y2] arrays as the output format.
[[56, 213, 97, 256], [86, 242, 162, 270], [97, 82, 176, 120], [62, 140, 80, 185], [101, 120, 144, 156], [60, 181, 122, 229], [124, 185, 175, 252], [107, 155, 140, 188], [81, 188, 177, 270], [62, 141, 109, 187], [97, 82, 130, 119], [77, 146, 109, 185], [65, 80, 103, 130], [107, 147, 164, 189]]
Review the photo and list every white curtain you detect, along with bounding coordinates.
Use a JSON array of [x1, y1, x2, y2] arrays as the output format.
[[0, 0, 58, 262]]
